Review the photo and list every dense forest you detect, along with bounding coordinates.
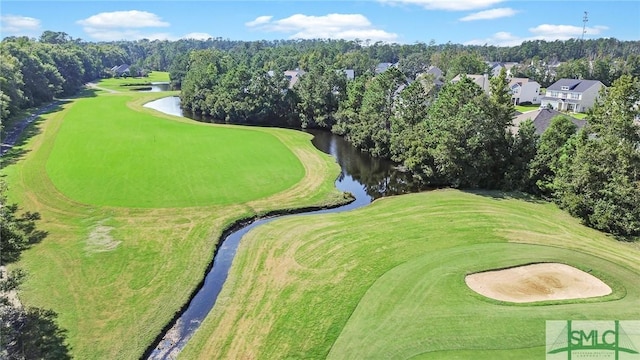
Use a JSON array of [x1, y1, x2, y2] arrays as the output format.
[[1, 32, 639, 239]]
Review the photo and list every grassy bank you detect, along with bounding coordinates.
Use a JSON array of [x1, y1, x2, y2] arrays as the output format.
[[182, 190, 640, 359], [1, 88, 345, 359]]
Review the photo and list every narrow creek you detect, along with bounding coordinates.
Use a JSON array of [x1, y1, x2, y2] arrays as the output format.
[[142, 96, 428, 359]]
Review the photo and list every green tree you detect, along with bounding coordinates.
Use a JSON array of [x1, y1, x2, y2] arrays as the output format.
[[295, 64, 346, 129], [334, 74, 369, 135], [446, 52, 488, 80], [390, 74, 436, 164], [0, 183, 70, 359], [529, 116, 579, 196], [553, 75, 640, 237], [505, 119, 539, 191], [0, 188, 47, 265], [0, 53, 25, 118], [347, 67, 406, 157], [423, 76, 513, 188]]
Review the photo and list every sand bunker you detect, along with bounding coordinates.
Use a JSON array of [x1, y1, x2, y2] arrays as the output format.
[[465, 263, 612, 303]]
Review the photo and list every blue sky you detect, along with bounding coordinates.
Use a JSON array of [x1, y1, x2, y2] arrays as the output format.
[[1, 1, 639, 46]]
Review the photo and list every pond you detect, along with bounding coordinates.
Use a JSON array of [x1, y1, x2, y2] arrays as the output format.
[[134, 82, 171, 92], [142, 96, 428, 359]]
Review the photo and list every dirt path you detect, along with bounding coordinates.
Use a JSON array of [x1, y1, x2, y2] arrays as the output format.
[[85, 82, 119, 93], [1, 100, 62, 156]]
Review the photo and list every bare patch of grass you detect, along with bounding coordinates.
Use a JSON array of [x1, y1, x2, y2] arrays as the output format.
[[85, 220, 121, 254]]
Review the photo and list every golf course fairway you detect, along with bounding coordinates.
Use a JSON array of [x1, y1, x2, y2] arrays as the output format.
[[46, 95, 305, 207], [1, 87, 346, 359], [181, 190, 640, 359]]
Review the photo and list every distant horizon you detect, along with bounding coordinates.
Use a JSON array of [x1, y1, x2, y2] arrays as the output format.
[[2, 31, 637, 49], [1, 1, 639, 46]]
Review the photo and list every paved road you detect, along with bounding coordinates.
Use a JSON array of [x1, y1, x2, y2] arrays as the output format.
[[0, 100, 62, 156]]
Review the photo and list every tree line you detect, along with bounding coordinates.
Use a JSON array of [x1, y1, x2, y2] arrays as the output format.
[[1, 181, 71, 359], [3, 31, 640, 122], [1, 32, 129, 121], [2, 32, 639, 239], [179, 47, 640, 238]]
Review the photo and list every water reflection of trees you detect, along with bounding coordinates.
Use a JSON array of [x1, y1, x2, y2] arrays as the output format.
[[309, 130, 429, 199]]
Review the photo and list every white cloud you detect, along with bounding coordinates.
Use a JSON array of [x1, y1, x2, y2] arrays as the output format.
[[77, 10, 169, 29], [77, 10, 173, 41], [379, 0, 504, 11], [459, 8, 518, 21], [465, 31, 523, 46], [1, 14, 41, 35], [245, 16, 273, 27], [246, 13, 398, 42], [81, 29, 175, 42], [182, 32, 212, 40], [466, 24, 609, 46], [529, 24, 608, 37]]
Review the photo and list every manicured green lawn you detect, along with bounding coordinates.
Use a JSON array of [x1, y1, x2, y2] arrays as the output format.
[[45, 94, 304, 207], [182, 190, 640, 359], [97, 71, 170, 91], [515, 104, 540, 112], [2, 91, 346, 359]]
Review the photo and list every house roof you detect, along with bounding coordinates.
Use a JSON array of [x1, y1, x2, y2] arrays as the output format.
[[375, 62, 395, 73], [284, 69, 306, 88], [426, 65, 442, 76], [547, 79, 603, 93], [112, 64, 130, 74], [343, 69, 355, 80], [511, 108, 587, 135], [451, 74, 489, 90], [508, 77, 538, 87]]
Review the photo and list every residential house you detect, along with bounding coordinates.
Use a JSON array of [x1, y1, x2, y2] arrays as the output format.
[[341, 69, 355, 80], [540, 78, 604, 113], [511, 108, 586, 135], [283, 69, 306, 89], [540, 59, 564, 79], [450, 74, 490, 94], [508, 77, 541, 105], [486, 61, 519, 77], [110, 64, 130, 77], [424, 65, 444, 88], [375, 62, 395, 74]]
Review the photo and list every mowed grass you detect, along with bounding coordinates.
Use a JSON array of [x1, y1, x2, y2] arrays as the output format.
[[98, 71, 170, 91], [515, 104, 540, 112], [1, 90, 346, 359], [182, 189, 640, 359], [46, 94, 304, 207]]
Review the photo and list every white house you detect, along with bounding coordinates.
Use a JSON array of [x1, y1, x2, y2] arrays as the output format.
[[508, 78, 541, 105], [450, 74, 490, 94], [540, 79, 604, 113]]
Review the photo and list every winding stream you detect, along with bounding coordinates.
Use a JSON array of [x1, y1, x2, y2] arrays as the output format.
[[142, 97, 428, 359]]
